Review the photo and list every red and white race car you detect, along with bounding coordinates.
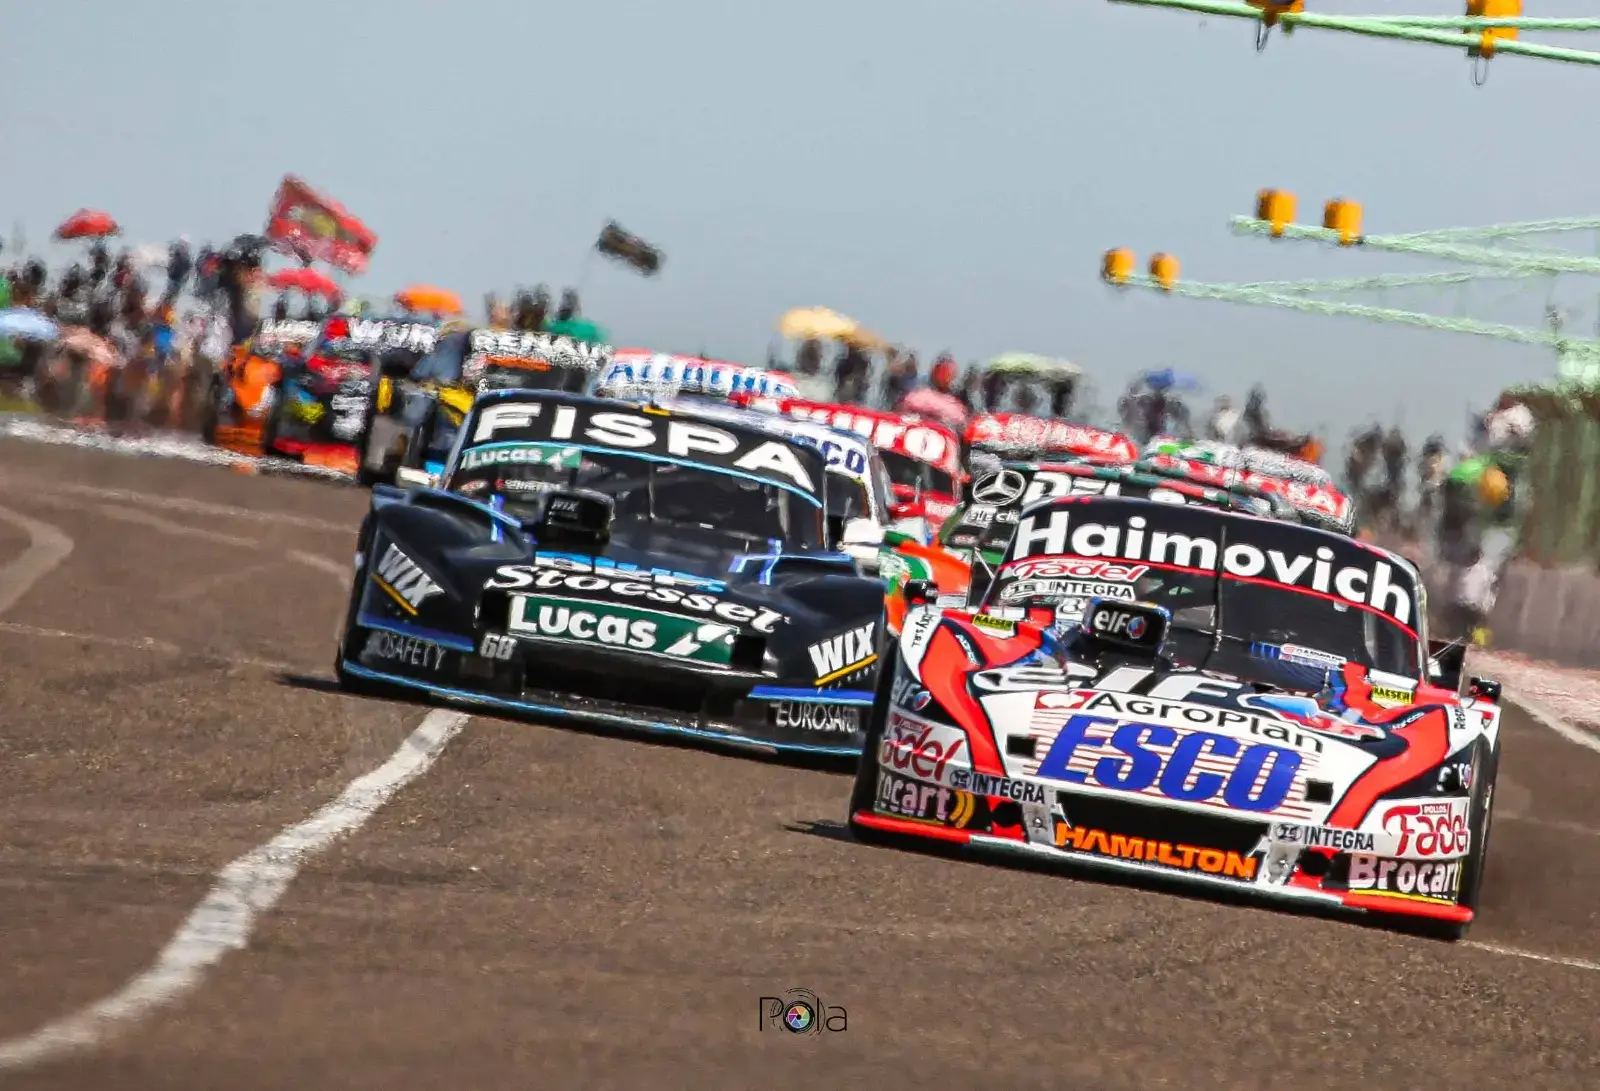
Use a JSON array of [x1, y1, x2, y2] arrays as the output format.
[[850, 494, 1502, 940], [735, 396, 964, 541], [965, 412, 1139, 465], [1142, 437, 1354, 534]]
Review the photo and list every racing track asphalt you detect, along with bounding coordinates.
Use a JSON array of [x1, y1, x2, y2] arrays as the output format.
[[0, 434, 1596, 1091]]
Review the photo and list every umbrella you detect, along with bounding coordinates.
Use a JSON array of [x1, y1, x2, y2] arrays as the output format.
[[0, 308, 59, 342], [984, 353, 1081, 377], [394, 284, 463, 316], [268, 267, 344, 300], [1141, 368, 1202, 392], [55, 209, 120, 241], [777, 307, 885, 348], [896, 387, 969, 432]]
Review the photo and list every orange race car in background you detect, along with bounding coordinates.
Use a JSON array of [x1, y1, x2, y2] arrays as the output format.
[[202, 315, 440, 472]]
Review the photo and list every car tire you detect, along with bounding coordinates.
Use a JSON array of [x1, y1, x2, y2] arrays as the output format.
[[333, 516, 385, 697], [198, 375, 222, 445], [846, 640, 907, 847]]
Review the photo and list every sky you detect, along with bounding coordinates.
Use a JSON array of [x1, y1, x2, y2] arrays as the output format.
[[7, 0, 1600, 443]]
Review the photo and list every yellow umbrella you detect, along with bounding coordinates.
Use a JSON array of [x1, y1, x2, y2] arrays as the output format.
[[778, 307, 884, 348]]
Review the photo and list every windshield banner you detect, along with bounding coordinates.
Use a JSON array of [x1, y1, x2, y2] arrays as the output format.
[[1004, 497, 1418, 625], [465, 396, 828, 497]]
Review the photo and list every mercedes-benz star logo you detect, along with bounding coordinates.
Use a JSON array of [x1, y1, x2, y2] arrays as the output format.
[[972, 469, 1027, 505]]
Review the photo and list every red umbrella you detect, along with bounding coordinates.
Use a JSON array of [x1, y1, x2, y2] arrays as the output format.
[[266, 267, 343, 300], [54, 210, 120, 241]]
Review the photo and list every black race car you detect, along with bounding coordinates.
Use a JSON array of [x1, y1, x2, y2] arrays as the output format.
[[335, 389, 886, 755]]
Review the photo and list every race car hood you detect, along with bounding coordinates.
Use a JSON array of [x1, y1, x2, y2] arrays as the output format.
[[363, 489, 878, 686], [891, 604, 1496, 831]]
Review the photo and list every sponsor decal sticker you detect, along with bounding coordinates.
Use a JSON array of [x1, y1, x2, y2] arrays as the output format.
[[1051, 691, 1327, 753], [948, 768, 1045, 803], [1375, 798, 1471, 859], [1346, 855, 1462, 901], [469, 404, 817, 493], [460, 444, 584, 471], [507, 594, 737, 663], [363, 629, 447, 671], [1035, 711, 1306, 813], [773, 701, 861, 734], [1053, 823, 1259, 879], [875, 769, 977, 826], [372, 543, 443, 615], [1008, 509, 1419, 625], [1369, 684, 1413, 708], [879, 711, 967, 782], [1269, 822, 1376, 853], [489, 560, 780, 632], [807, 623, 877, 684], [1001, 578, 1136, 603], [970, 613, 1017, 635], [1001, 558, 1149, 583]]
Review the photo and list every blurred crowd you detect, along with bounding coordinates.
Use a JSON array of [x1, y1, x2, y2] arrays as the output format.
[[0, 228, 1548, 645], [1340, 395, 1535, 641]]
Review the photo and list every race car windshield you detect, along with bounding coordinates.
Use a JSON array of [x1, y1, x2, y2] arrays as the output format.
[[448, 445, 822, 548], [986, 498, 1421, 680], [879, 449, 956, 498]]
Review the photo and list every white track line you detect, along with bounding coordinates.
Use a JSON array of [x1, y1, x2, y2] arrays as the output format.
[[0, 621, 182, 655], [1509, 694, 1600, 756], [0, 476, 351, 533], [1463, 941, 1600, 973], [288, 549, 351, 582], [0, 504, 74, 617], [0, 708, 470, 1072]]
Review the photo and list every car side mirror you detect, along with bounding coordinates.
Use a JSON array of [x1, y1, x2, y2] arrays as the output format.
[[1467, 675, 1502, 704], [902, 579, 935, 606], [1427, 639, 1468, 692]]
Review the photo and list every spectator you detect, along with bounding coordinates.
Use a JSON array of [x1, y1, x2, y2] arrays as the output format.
[[1381, 424, 1408, 497], [1206, 395, 1240, 443], [958, 364, 984, 413], [834, 342, 870, 404], [544, 288, 604, 343], [513, 287, 550, 333], [166, 236, 192, 302], [1242, 385, 1269, 444], [881, 351, 918, 406]]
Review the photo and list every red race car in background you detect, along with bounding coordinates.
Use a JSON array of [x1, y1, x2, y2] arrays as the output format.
[[965, 412, 1139, 466]]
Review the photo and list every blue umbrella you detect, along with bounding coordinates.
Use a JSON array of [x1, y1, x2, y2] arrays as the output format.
[[1142, 367, 1201, 392], [0, 308, 59, 342]]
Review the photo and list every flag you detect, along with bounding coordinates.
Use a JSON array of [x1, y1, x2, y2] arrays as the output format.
[[595, 221, 663, 276]]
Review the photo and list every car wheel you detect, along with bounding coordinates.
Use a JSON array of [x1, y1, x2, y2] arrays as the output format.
[[198, 375, 223, 444], [333, 517, 385, 697], [846, 641, 906, 847]]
